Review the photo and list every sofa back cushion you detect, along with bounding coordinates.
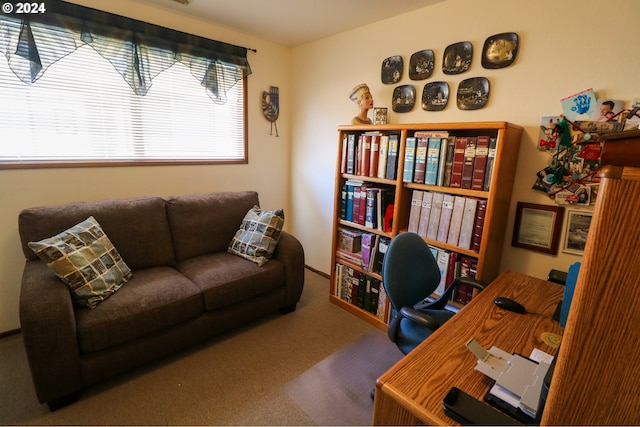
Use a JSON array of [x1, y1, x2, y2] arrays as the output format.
[[166, 191, 260, 262], [19, 196, 176, 270]]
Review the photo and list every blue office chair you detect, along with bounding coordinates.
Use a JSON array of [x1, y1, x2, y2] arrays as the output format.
[[382, 232, 487, 355]]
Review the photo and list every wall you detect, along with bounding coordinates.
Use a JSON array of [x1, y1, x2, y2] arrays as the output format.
[[0, 0, 292, 333], [290, 0, 640, 280]]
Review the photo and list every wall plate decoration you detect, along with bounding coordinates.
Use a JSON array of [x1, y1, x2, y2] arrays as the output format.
[[457, 77, 490, 110], [381, 55, 404, 84], [442, 41, 472, 75], [392, 85, 416, 113], [421, 81, 449, 111], [409, 49, 435, 80], [482, 32, 519, 69]]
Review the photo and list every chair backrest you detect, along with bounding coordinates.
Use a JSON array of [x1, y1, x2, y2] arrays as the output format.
[[382, 232, 441, 310]]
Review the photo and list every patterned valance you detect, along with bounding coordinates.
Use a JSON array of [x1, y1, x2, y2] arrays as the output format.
[[0, 0, 252, 103]]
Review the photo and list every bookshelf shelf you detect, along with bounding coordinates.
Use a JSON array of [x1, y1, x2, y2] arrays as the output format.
[[330, 121, 523, 330]]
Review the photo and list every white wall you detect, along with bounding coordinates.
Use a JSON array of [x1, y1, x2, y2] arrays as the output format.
[[290, 0, 640, 279], [0, 0, 292, 333]]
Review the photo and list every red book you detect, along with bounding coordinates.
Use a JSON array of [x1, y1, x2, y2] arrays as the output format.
[[369, 134, 380, 177], [461, 136, 477, 189], [351, 183, 362, 224], [472, 199, 487, 253], [472, 136, 490, 191], [450, 136, 467, 188], [358, 184, 368, 225], [360, 134, 371, 177]]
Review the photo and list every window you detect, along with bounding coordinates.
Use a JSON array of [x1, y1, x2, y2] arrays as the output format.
[[0, 46, 247, 167], [0, 0, 251, 168]]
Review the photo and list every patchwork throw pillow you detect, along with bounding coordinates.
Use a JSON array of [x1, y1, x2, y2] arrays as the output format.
[[228, 206, 285, 266], [28, 216, 133, 309]]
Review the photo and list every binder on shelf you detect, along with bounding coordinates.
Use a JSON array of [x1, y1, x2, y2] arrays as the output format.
[[472, 135, 490, 191], [408, 190, 424, 234], [450, 136, 467, 188], [427, 192, 444, 240], [447, 195, 467, 246], [386, 134, 399, 180], [417, 191, 433, 238], [435, 249, 450, 296], [413, 137, 429, 184], [437, 194, 455, 243], [458, 198, 479, 249], [461, 136, 477, 189], [402, 136, 417, 183], [425, 137, 442, 185]]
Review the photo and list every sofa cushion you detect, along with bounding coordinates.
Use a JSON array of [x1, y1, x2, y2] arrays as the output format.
[[177, 252, 285, 311], [75, 266, 203, 353], [19, 196, 176, 270], [28, 216, 133, 309], [228, 206, 285, 266], [165, 191, 260, 262]]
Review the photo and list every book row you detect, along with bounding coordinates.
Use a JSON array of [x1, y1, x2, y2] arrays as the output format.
[[340, 181, 394, 232], [341, 132, 400, 180], [339, 130, 498, 193], [408, 190, 487, 252], [336, 228, 391, 275], [334, 264, 389, 322], [403, 131, 497, 190], [429, 247, 479, 306]]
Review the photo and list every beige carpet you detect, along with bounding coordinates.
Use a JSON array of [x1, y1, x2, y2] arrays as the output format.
[[0, 268, 389, 426]]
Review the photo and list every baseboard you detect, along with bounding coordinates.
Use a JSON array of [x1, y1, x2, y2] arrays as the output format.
[[0, 329, 20, 339], [305, 265, 330, 280]]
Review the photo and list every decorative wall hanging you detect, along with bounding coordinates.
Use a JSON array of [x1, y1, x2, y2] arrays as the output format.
[[563, 209, 593, 255], [457, 77, 490, 110], [421, 82, 449, 111], [381, 56, 403, 84], [262, 86, 279, 136], [392, 85, 416, 113], [481, 32, 519, 69], [409, 49, 435, 80], [442, 41, 472, 75]]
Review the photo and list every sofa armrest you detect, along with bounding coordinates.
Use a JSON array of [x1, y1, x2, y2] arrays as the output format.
[[19, 260, 83, 405], [272, 231, 305, 307]]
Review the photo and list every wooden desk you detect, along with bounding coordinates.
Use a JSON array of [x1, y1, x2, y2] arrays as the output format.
[[373, 270, 564, 426]]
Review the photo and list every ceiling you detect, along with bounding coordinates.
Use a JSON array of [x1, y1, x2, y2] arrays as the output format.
[[133, 0, 444, 47]]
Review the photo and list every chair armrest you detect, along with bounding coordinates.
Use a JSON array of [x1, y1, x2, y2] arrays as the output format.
[[399, 307, 442, 330], [19, 260, 83, 404], [427, 277, 489, 310], [271, 231, 305, 307]]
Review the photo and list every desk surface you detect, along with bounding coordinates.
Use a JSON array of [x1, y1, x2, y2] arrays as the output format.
[[373, 270, 564, 426]]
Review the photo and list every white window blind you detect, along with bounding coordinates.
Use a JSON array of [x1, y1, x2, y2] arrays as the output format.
[[0, 44, 247, 166]]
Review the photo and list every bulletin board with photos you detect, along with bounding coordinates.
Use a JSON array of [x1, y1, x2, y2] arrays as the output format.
[[535, 89, 640, 207]]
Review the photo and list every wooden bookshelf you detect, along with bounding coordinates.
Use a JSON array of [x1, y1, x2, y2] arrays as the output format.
[[329, 122, 523, 330]]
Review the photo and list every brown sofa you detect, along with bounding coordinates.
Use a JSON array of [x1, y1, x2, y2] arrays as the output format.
[[18, 191, 305, 410]]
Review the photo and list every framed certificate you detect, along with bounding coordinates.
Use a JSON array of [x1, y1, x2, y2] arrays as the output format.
[[511, 202, 564, 254]]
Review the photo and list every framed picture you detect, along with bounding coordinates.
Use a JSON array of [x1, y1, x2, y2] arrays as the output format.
[[512, 202, 565, 254], [563, 209, 594, 255]]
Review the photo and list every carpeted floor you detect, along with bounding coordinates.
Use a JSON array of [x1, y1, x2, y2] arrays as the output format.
[[0, 269, 403, 425], [284, 331, 403, 426]]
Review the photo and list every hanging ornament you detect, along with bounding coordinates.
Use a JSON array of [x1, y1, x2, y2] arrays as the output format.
[[262, 86, 279, 137]]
